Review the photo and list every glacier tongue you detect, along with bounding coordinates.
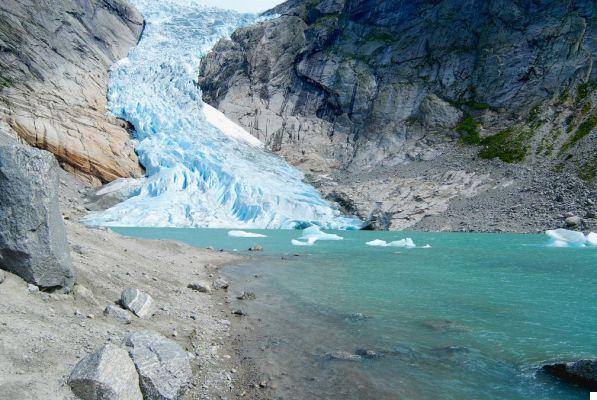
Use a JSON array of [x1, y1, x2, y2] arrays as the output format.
[[82, 1, 361, 229]]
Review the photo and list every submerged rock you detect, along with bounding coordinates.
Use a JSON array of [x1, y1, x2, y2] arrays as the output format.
[[68, 344, 142, 400], [236, 291, 256, 300], [324, 351, 362, 362], [421, 319, 466, 332], [125, 331, 192, 400], [355, 349, 384, 359], [120, 288, 154, 318], [542, 359, 597, 390], [0, 145, 74, 290]]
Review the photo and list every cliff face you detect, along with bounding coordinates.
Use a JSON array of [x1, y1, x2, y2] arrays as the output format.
[[198, 0, 596, 231], [0, 0, 144, 185]]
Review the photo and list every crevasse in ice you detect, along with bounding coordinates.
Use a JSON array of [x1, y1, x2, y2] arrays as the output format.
[[82, 0, 361, 229]]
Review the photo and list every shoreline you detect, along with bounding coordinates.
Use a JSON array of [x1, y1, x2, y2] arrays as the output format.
[[0, 171, 262, 399]]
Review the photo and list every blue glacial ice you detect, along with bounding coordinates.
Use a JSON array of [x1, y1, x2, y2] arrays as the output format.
[[291, 226, 344, 246], [82, 0, 361, 230], [545, 229, 597, 247]]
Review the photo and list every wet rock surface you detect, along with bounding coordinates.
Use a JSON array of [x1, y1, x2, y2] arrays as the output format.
[[542, 359, 597, 391], [0, 145, 74, 290]]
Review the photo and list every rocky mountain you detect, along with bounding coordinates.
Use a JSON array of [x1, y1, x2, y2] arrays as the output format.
[[198, 0, 596, 231], [0, 0, 144, 185]]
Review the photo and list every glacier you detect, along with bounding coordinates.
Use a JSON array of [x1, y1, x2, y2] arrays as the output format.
[[82, 0, 361, 230]]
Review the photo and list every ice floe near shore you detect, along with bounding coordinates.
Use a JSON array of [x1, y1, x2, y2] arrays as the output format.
[[366, 238, 417, 248], [291, 226, 344, 246], [228, 230, 267, 238], [545, 229, 597, 247]]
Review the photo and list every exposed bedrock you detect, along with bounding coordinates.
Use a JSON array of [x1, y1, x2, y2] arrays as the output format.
[[0, 0, 144, 185], [198, 0, 596, 231], [0, 144, 74, 290]]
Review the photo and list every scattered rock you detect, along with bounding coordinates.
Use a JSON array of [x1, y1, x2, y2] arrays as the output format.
[[355, 349, 384, 359], [248, 245, 263, 251], [324, 351, 362, 362], [585, 210, 596, 219], [120, 288, 154, 318], [125, 331, 192, 400], [68, 344, 142, 400], [212, 278, 229, 290], [104, 305, 133, 324], [73, 285, 98, 305], [232, 309, 247, 316], [0, 145, 75, 290], [236, 291, 256, 300], [542, 359, 597, 391], [565, 216, 581, 227], [187, 281, 212, 294], [27, 283, 39, 293]]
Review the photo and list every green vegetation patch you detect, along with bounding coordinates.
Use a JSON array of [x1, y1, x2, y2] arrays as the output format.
[[579, 158, 596, 182], [576, 81, 596, 102], [561, 111, 597, 153], [478, 128, 532, 163], [456, 116, 482, 144]]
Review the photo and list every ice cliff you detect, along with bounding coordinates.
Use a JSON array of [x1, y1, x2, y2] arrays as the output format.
[[83, 0, 360, 229]]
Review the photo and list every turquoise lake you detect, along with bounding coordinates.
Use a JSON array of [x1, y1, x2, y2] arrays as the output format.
[[113, 227, 596, 399]]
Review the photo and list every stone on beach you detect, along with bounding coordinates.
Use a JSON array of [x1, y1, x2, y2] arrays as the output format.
[[0, 145, 75, 290], [248, 245, 264, 251], [121, 288, 154, 318], [68, 344, 143, 400], [212, 278, 229, 290], [187, 281, 212, 294], [104, 305, 133, 324], [236, 291, 256, 300], [542, 359, 597, 390], [125, 331, 192, 400]]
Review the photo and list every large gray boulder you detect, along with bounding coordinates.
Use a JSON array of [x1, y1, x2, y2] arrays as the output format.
[[125, 331, 192, 400], [68, 344, 143, 400], [0, 145, 74, 290]]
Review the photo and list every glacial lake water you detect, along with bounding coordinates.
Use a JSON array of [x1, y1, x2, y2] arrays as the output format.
[[113, 227, 596, 399]]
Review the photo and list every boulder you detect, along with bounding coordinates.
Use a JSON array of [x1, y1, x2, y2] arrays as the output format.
[[104, 305, 133, 324], [187, 281, 212, 294], [248, 245, 263, 251], [565, 216, 582, 227], [125, 331, 192, 400], [212, 278, 229, 290], [120, 288, 154, 318], [236, 291, 256, 300], [542, 359, 597, 390], [0, 270, 4, 284], [68, 344, 143, 400], [0, 145, 74, 290]]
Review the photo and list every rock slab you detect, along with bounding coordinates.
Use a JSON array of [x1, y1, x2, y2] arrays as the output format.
[[542, 359, 597, 390], [121, 288, 154, 318], [104, 305, 133, 324], [68, 344, 143, 400], [125, 331, 192, 400], [0, 145, 74, 290]]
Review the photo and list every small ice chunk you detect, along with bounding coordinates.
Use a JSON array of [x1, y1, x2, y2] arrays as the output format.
[[291, 239, 312, 246], [422, 244, 432, 248], [298, 226, 343, 243], [586, 232, 597, 246], [228, 230, 267, 238], [545, 229, 587, 247], [366, 239, 388, 247], [388, 238, 416, 248]]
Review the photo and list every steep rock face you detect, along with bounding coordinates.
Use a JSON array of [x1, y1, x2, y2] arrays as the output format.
[[198, 0, 596, 230], [0, 0, 144, 185]]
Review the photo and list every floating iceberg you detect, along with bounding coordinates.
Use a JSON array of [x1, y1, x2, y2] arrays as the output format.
[[366, 238, 417, 248], [545, 229, 597, 247], [228, 230, 267, 238], [291, 239, 313, 246], [81, 1, 361, 230]]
